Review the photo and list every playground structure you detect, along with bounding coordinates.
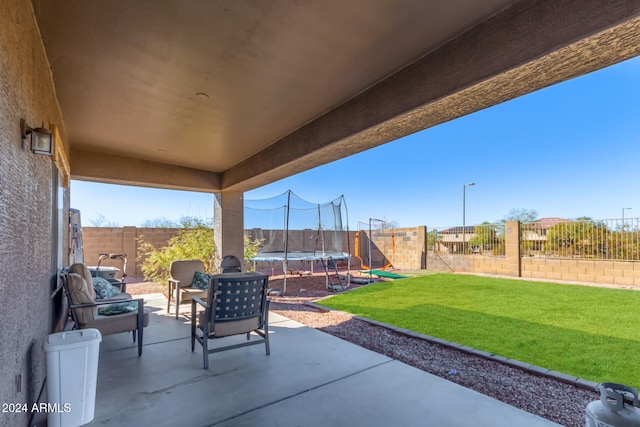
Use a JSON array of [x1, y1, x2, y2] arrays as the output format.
[[245, 190, 351, 293], [355, 218, 398, 281]]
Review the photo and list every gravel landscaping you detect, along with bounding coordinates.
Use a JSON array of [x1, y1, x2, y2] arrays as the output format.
[[128, 273, 599, 427]]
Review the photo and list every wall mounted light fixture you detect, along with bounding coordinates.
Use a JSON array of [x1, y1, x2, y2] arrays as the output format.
[[21, 118, 54, 156]]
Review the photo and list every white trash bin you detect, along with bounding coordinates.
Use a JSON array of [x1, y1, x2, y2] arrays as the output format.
[[44, 329, 101, 427]]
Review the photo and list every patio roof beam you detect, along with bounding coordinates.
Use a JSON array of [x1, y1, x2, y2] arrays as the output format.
[[221, 0, 640, 192], [70, 148, 221, 192]]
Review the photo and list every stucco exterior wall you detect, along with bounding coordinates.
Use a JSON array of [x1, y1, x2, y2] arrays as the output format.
[[0, 0, 69, 424]]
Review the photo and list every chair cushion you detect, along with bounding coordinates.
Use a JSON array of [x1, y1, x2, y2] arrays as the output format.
[[98, 301, 138, 315], [84, 309, 150, 336], [197, 312, 260, 337], [101, 292, 133, 302], [92, 276, 120, 299], [66, 273, 97, 324], [191, 271, 211, 290], [174, 287, 207, 303], [170, 259, 205, 287], [69, 263, 97, 301]]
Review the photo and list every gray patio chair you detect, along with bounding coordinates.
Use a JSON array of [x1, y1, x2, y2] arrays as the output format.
[[167, 259, 208, 319], [220, 254, 242, 273], [62, 272, 149, 356], [190, 272, 270, 369]]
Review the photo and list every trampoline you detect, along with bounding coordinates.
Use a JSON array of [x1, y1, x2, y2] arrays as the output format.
[[252, 251, 350, 263], [245, 191, 351, 293]]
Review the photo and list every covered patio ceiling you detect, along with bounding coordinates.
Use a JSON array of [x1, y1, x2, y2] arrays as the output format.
[[32, 0, 640, 193]]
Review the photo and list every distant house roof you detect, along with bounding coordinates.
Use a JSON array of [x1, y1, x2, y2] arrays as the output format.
[[530, 217, 569, 229], [439, 226, 476, 234]]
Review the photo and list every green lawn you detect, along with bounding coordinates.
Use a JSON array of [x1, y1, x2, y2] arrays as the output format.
[[318, 273, 640, 386]]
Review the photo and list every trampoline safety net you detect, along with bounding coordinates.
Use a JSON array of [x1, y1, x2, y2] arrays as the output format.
[[244, 190, 350, 264]]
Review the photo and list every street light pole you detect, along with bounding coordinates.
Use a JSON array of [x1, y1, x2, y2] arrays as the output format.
[[622, 207, 632, 230], [463, 182, 475, 253]]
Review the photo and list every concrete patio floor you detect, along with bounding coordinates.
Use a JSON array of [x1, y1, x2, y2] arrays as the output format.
[[85, 294, 559, 426]]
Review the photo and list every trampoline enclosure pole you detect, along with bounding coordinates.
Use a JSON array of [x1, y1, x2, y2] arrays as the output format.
[[283, 190, 291, 293], [318, 203, 325, 255], [341, 196, 351, 286], [369, 218, 373, 281]]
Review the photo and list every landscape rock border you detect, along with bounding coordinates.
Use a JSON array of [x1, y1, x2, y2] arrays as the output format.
[[306, 301, 599, 391]]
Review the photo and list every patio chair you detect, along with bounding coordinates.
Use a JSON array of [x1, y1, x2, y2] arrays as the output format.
[[167, 259, 209, 319], [191, 272, 270, 369], [62, 272, 150, 356], [220, 254, 242, 273], [68, 263, 132, 302]]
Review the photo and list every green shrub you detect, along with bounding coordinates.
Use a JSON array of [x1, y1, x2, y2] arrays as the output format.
[[137, 217, 262, 281], [137, 219, 215, 282]]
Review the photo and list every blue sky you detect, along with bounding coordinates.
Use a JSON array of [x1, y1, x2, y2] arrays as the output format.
[[71, 55, 640, 229]]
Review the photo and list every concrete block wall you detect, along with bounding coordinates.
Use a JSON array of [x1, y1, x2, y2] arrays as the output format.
[[426, 254, 512, 275], [83, 224, 640, 289], [390, 227, 427, 269], [521, 258, 640, 287], [426, 253, 473, 272], [503, 221, 521, 277], [355, 227, 426, 270], [82, 226, 429, 278], [133, 227, 183, 276], [425, 222, 640, 289], [472, 256, 511, 275], [85, 227, 358, 276], [83, 227, 179, 277], [424, 223, 520, 276]]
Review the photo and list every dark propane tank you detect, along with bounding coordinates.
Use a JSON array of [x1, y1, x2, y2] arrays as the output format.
[[585, 383, 640, 427]]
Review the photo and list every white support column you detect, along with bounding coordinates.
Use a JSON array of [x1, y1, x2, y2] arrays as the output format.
[[214, 191, 244, 271]]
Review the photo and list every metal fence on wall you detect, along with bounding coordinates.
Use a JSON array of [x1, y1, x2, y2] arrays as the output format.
[[520, 218, 640, 261], [427, 223, 506, 256]]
